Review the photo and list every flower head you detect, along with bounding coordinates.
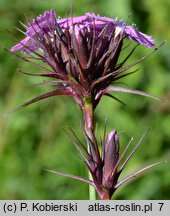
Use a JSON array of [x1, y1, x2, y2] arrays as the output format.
[[10, 10, 157, 112], [9, 11, 163, 200], [11, 11, 155, 53]]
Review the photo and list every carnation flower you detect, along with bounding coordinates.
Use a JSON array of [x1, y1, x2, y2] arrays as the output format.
[[11, 10, 158, 113], [10, 10, 164, 200]]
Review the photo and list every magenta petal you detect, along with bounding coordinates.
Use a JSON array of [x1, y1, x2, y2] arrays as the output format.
[[10, 10, 156, 54], [26, 10, 57, 37], [85, 13, 117, 23], [10, 37, 39, 54], [125, 26, 155, 48], [10, 37, 30, 52], [58, 13, 114, 27], [58, 13, 117, 34], [58, 15, 88, 28], [10, 10, 57, 53]]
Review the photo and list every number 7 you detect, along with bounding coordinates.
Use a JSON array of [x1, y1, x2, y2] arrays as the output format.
[[158, 203, 164, 211]]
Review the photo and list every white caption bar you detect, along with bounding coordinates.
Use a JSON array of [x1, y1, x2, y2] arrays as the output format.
[[0, 200, 169, 216]]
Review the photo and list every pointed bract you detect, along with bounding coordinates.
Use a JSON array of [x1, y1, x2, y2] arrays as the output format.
[[9, 10, 161, 200], [10, 10, 157, 111]]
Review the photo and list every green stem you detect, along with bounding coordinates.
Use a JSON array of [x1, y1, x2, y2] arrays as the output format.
[[83, 96, 113, 200], [83, 96, 97, 200], [87, 154, 96, 200]]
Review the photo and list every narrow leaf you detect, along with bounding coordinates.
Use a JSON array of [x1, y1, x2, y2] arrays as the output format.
[[114, 69, 139, 81], [17, 68, 61, 79], [67, 127, 91, 158], [118, 129, 149, 173], [115, 161, 166, 189], [95, 86, 160, 101], [104, 93, 126, 106], [10, 89, 72, 113], [44, 169, 94, 186], [117, 44, 139, 69], [111, 137, 134, 177], [63, 128, 91, 166], [32, 80, 66, 87]]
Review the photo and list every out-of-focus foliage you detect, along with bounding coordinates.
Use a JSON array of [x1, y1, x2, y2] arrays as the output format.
[[0, 0, 170, 199]]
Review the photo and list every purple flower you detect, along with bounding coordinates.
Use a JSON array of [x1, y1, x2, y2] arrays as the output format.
[[11, 11, 155, 53], [10, 10, 158, 114], [9, 11, 164, 199]]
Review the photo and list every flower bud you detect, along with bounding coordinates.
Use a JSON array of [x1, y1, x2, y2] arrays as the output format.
[[102, 130, 119, 189]]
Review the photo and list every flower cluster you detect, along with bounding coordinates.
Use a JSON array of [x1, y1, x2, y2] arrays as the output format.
[[11, 10, 156, 112], [10, 10, 162, 200]]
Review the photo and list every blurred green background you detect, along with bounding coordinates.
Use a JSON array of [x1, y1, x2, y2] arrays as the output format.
[[0, 0, 170, 200]]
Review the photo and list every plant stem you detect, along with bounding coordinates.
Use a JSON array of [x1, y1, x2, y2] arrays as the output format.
[[83, 96, 98, 200], [100, 189, 111, 200], [88, 173, 96, 200]]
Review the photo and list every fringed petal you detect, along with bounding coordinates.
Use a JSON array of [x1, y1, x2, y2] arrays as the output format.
[[125, 26, 155, 48]]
